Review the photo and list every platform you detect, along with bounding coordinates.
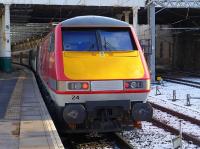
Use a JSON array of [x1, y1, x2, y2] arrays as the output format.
[[0, 65, 64, 149]]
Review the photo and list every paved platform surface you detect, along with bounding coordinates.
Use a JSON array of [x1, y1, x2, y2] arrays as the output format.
[[0, 65, 64, 149]]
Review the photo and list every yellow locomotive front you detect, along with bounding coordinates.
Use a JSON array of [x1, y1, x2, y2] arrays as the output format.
[[52, 16, 152, 133]]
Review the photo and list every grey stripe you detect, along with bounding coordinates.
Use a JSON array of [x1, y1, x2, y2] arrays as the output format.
[[91, 80, 123, 91]]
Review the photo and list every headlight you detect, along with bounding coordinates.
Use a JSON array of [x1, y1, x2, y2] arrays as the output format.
[[56, 81, 90, 91], [68, 82, 89, 90], [124, 80, 150, 90]]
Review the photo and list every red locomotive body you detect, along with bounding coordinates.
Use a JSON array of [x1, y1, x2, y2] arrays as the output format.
[[33, 16, 153, 133]]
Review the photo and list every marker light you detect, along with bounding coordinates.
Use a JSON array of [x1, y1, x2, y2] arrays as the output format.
[[56, 81, 90, 91], [68, 82, 90, 90], [124, 80, 150, 90], [125, 82, 129, 88], [82, 82, 89, 89]]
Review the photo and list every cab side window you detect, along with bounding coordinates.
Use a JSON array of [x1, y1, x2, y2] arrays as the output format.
[[49, 32, 55, 52]]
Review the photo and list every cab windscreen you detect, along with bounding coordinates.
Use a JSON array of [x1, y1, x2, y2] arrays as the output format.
[[62, 28, 136, 51]]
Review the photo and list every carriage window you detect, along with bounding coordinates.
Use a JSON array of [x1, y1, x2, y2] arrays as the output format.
[[62, 28, 135, 51], [62, 31, 98, 51]]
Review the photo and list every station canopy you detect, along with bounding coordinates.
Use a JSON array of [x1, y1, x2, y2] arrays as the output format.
[[0, 1, 199, 51], [0, 4, 133, 49]]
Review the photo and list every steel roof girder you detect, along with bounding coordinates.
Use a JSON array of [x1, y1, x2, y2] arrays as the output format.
[[146, 0, 200, 8], [0, 0, 145, 7]]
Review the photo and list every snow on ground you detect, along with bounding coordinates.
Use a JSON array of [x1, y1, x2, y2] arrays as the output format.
[[154, 109, 200, 139], [125, 79, 200, 149], [124, 122, 199, 149], [149, 96, 200, 121], [180, 77, 200, 83], [149, 81, 200, 118]]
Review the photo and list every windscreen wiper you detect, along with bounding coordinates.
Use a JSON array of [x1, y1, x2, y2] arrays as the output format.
[[104, 37, 115, 51]]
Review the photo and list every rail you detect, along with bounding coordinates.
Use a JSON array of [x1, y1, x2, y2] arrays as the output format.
[[60, 132, 137, 149], [163, 77, 200, 88], [150, 102, 200, 146]]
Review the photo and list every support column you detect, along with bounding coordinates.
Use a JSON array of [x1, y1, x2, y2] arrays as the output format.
[[132, 7, 138, 34], [148, 3, 156, 82], [0, 4, 11, 72], [123, 11, 131, 23], [0, 16, 2, 66], [116, 14, 123, 21]]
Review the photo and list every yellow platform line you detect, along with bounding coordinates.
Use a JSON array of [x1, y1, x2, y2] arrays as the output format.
[[4, 72, 25, 120]]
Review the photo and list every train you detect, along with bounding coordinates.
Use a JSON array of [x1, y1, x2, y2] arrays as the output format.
[[27, 16, 153, 133]]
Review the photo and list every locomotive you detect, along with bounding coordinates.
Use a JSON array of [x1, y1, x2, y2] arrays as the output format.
[[30, 16, 153, 133]]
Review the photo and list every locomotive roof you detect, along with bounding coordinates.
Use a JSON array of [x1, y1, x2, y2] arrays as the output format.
[[61, 16, 130, 27]]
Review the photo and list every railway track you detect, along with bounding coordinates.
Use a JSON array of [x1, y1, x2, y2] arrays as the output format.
[[170, 71, 200, 78], [163, 77, 200, 88], [61, 132, 137, 149], [150, 102, 200, 146]]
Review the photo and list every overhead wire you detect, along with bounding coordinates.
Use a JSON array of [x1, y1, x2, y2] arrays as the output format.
[[155, 7, 200, 34], [150, 0, 200, 29]]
